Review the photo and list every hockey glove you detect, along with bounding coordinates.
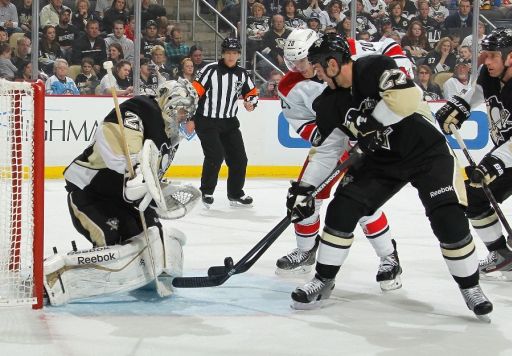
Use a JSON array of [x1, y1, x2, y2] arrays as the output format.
[[466, 154, 506, 188], [286, 181, 315, 223], [123, 166, 150, 205], [435, 95, 471, 134], [245, 95, 259, 108], [344, 109, 384, 153]]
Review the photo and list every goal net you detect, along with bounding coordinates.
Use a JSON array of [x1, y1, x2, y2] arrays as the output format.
[[0, 80, 45, 309]]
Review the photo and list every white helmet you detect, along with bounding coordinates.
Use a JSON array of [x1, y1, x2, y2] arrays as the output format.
[[284, 29, 319, 71], [156, 78, 198, 141]]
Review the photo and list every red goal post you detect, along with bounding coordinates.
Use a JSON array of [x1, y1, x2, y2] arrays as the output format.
[[0, 79, 45, 309]]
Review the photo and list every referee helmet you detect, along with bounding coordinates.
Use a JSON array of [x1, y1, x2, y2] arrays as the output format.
[[221, 37, 242, 53]]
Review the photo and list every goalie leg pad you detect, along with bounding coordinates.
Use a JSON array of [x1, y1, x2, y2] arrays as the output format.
[[161, 226, 186, 277], [44, 226, 165, 306]]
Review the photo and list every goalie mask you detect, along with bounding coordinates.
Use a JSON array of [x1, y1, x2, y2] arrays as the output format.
[[157, 78, 199, 143]]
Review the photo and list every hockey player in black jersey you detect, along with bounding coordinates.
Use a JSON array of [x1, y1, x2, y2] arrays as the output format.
[[436, 28, 512, 281], [43, 79, 200, 306], [289, 33, 493, 321]]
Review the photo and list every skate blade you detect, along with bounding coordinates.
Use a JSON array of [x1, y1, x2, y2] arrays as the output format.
[[229, 201, 253, 208], [290, 300, 324, 310], [479, 270, 512, 282], [379, 275, 402, 291], [275, 265, 313, 276], [476, 314, 491, 323]]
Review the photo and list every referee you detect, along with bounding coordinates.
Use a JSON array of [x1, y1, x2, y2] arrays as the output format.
[[191, 37, 259, 208]]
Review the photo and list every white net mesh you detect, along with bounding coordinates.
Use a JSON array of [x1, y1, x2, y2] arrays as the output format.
[[0, 80, 36, 306]]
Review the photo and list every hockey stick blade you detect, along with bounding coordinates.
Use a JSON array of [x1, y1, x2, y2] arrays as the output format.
[[449, 124, 512, 250], [172, 145, 364, 288]]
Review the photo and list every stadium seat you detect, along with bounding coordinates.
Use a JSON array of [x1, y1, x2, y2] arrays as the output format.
[[9, 32, 26, 52], [433, 72, 453, 88], [68, 65, 82, 81]]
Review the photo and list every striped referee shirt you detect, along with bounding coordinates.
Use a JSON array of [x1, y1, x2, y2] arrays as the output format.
[[192, 60, 258, 119]]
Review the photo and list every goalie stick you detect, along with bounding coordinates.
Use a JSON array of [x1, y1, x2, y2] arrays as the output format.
[[171, 144, 365, 288], [449, 123, 512, 251]]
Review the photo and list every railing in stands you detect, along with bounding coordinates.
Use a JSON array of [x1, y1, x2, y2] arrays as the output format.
[[252, 52, 285, 86], [192, 0, 238, 62]]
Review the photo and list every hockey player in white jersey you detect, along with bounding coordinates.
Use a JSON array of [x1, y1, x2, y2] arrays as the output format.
[[43, 79, 201, 306], [276, 29, 402, 291]]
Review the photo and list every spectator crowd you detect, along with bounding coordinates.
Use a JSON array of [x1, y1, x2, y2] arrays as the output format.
[[0, 0, 510, 101]]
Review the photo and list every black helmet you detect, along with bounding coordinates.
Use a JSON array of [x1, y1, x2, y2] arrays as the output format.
[[481, 27, 512, 60], [307, 33, 352, 69], [221, 37, 242, 53]]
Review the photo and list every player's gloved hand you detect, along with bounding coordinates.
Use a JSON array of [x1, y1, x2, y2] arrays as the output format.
[[466, 154, 505, 188], [123, 166, 149, 203], [345, 109, 384, 153], [286, 181, 315, 223], [435, 95, 471, 134], [245, 95, 259, 108]]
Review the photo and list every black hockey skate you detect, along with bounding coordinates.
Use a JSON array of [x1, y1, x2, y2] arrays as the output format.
[[291, 274, 335, 310], [276, 236, 319, 275], [376, 239, 402, 291], [459, 285, 493, 322], [202, 194, 214, 209], [479, 248, 512, 281], [228, 195, 253, 207]]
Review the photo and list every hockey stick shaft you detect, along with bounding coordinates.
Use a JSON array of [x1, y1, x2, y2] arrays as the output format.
[[172, 145, 364, 288], [103, 62, 170, 297], [449, 124, 512, 248]]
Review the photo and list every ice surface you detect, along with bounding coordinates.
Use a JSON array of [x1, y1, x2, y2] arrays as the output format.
[[1, 179, 512, 356]]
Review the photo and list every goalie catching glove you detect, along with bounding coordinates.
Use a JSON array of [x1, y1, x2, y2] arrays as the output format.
[[344, 109, 384, 153], [435, 95, 471, 134], [465, 154, 506, 188], [286, 181, 315, 223]]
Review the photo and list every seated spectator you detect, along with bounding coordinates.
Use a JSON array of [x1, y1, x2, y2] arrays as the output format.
[[0, 42, 17, 80], [56, 8, 80, 62], [107, 42, 124, 65], [139, 57, 165, 96], [355, 0, 378, 40], [75, 57, 99, 95], [298, 0, 324, 19], [103, 0, 129, 34], [40, 0, 71, 29], [15, 60, 31, 81], [444, 0, 472, 32], [71, 19, 106, 76], [283, 0, 307, 31], [97, 59, 133, 95], [457, 45, 472, 67], [259, 69, 283, 98], [156, 16, 168, 43], [373, 16, 392, 41], [336, 16, 351, 38], [39, 25, 63, 74], [165, 27, 189, 67], [141, 19, 164, 59], [362, 0, 387, 23], [16, 0, 32, 35], [73, 0, 100, 34], [319, 0, 345, 31], [11, 35, 31, 71], [124, 14, 135, 41], [443, 62, 471, 100], [178, 57, 195, 83], [357, 30, 371, 41], [411, 0, 441, 47], [0, 26, 7, 45], [189, 45, 206, 72], [424, 37, 457, 73], [415, 64, 443, 100], [133, 0, 167, 28], [260, 14, 291, 71], [401, 21, 431, 64], [461, 21, 486, 54], [0, 0, 22, 35], [94, 0, 111, 19], [449, 33, 461, 56], [45, 58, 80, 95], [323, 25, 336, 34], [151, 44, 173, 80], [397, 0, 417, 20], [429, 0, 449, 27], [105, 20, 134, 64], [388, 1, 410, 37], [380, 29, 402, 43], [245, 3, 270, 63], [306, 12, 321, 32]]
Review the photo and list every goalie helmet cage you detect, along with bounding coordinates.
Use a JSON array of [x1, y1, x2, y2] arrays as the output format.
[[0, 79, 45, 309]]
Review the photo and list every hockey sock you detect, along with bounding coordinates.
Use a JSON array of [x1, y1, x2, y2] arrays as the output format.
[[316, 226, 353, 267], [469, 209, 504, 250], [440, 233, 479, 289], [294, 199, 322, 251], [359, 210, 393, 257], [316, 262, 341, 280]]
